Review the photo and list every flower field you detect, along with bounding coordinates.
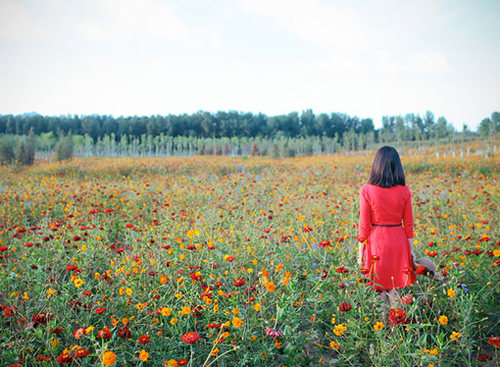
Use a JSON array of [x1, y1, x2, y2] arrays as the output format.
[[0, 148, 499, 366]]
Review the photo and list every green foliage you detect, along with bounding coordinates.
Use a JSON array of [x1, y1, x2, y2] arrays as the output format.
[[54, 131, 74, 161], [0, 135, 16, 164]]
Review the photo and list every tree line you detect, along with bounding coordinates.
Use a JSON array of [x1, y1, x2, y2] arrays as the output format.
[[0, 110, 498, 165]]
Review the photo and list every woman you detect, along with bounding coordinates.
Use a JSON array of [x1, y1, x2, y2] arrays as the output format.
[[358, 146, 416, 311]]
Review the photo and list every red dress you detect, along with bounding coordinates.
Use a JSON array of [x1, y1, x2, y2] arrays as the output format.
[[358, 184, 416, 290]]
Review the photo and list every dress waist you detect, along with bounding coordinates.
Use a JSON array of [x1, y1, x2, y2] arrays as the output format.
[[371, 223, 402, 227]]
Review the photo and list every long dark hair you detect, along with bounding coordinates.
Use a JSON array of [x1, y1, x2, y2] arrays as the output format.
[[368, 146, 406, 188]]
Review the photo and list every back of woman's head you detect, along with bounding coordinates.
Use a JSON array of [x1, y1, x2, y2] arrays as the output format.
[[368, 146, 406, 188]]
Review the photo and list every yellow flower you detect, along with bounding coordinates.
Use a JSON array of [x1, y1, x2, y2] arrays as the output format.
[[170, 318, 178, 325], [46, 289, 56, 296], [450, 331, 461, 342], [102, 350, 116, 366], [126, 288, 133, 296], [161, 307, 171, 317], [493, 249, 500, 257], [373, 322, 385, 331], [447, 288, 455, 298], [254, 303, 261, 312], [74, 278, 84, 288], [85, 326, 95, 334], [211, 348, 220, 356], [232, 316, 243, 327], [232, 308, 240, 315], [331, 317, 336, 324], [439, 315, 448, 325], [139, 350, 149, 362], [330, 340, 340, 350], [333, 324, 347, 336], [181, 306, 191, 315]]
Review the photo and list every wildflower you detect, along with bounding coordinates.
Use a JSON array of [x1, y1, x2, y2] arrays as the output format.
[[232, 316, 243, 327], [387, 308, 410, 327], [330, 340, 340, 350], [488, 337, 500, 348], [447, 288, 455, 298], [233, 279, 246, 287], [333, 324, 347, 336], [254, 303, 261, 311], [338, 303, 353, 312], [164, 360, 178, 367], [401, 293, 413, 304], [373, 322, 385, 331], [161, 307, 171, 316], [450, 331, 461, 342], [118, 325, 131, 338], [139, 335, 150, 344], [477, 354, 493, 362], [181, 331, 201, 344], [265, 326, 283, 338], [415, 266, 427, 275], [57, 351, 73, 364], [95, 307, 106, 314], [74, 347, 90, 359], [439, 315, 448, 325], [73, 328, 87, 340], [97, 326, 112, 339], [102, 350, 116, 366], [139, 350, 149, 362], [265, 281, 275, 292]]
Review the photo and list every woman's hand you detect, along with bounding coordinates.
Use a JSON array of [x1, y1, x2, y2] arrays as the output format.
[[357, 254, 363, 266]]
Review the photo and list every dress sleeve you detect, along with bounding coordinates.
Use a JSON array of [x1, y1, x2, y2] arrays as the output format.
[[358, 186, 372, 242], [403, 188, 414, 238]]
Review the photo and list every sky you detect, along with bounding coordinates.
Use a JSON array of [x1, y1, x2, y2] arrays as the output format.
[[0, 0, 499, 131]]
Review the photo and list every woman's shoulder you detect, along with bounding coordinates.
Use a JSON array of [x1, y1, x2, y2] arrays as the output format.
[[361, 184, 410, 193]]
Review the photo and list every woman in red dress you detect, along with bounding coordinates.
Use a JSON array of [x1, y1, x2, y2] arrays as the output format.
[[357, 146, 416, 311]]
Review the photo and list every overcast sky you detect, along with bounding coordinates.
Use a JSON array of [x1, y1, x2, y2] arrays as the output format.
[[0, 0, 498, 130]]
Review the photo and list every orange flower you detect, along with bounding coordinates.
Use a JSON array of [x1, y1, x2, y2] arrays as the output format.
[[102, 350, 116, 366]]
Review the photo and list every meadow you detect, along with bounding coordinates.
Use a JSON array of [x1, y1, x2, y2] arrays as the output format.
[[0, 147, 499, 366]]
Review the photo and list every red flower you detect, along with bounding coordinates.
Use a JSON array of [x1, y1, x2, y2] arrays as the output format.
[[181, 331, 201, 344], [335, 266, 349, 274], [318, 240, 331, 248], [51, 327, 63, 334], [359, 268, 369, 275], [57, 352, 73, 364], [74, 347, 90, 359], [178, 360, 188, 366], [0, 246, 8, 252], [118, 325, 131, 338], [401, 293, 413, 305], [415, 266, 427, 275], [339, 303, 353, 312], [94, 307, 106, 314], [387, 308, 410, 326], [233, 279, 246, 287], [206, 323, 222, 329], [138, 335, 150, 344], [73, 327, 87, 340], [225, 256, 235, 262], [477, 354, 493, 362], [96, 327, 112, 339], [488, 337, 500, 348], [427, 251, 438, 257]]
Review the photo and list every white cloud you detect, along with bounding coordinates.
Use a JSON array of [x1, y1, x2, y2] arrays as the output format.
[[0, 0, 50, 40], [407, 51, 454, 73]]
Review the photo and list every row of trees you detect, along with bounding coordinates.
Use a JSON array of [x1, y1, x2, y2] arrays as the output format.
[[0, 110, 462, 141], [0, 110, 498, 165]]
